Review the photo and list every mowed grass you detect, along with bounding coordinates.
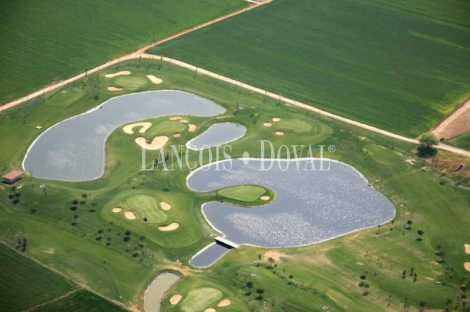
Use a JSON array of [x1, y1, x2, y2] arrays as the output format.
[[114, 76, 149, 90], [32, 290, 128, 312], [126, 195, 167, 223], [0, 0, 246, 103], [149, 0, 470, 136], [218, 185, 266, 202], [181, 287, 223, 312], [0, 244, 74, 312], [146, 120, 187, 137], [276, 119, 312, 133]]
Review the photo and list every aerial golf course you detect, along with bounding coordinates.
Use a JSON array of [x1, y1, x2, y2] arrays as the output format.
[[1, 0, 470, 312]]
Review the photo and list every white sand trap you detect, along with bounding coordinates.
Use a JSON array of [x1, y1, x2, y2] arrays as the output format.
[[112, 207, 122, 213], [465, 262, 470, 272], [147, 75, 163, 84], [108, 87, 122, 91], [125, 211, 136, 220], [170, 117, 183, 120], [105, 71, 131, 78], [135, 136, 169, 150], [179, 119, 189, 123], [170, 294, 182, 305], [205, 309, 216, 312], [123, 122, 152, 134], [159, 223, 179, 231], [465, 244, 470, 253], [263, 122, 272, 127], [272, 117, 281, 122], [217, 299, 231, 307], [188, 124, 197, 132], [160, 202, 171, 211], [260, 195, 270, 201], [275, 131, 284, 136], [173, 133, 181, 138]]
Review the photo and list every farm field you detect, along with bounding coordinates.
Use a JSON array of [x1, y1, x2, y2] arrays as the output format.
[[0, 60, 469, 311], [0, 0, 246, 104], [448, 132, 470, 150], [149, 0, 470, 137]]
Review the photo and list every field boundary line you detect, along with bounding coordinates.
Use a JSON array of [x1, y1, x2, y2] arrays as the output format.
[[23, 289, 77, 312], [0, 0, 271, 110]]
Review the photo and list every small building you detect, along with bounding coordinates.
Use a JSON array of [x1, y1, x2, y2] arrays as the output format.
[[2, 171, 23, 184]]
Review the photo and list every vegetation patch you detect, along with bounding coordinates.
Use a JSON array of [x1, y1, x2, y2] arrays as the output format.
[[218, 185, 267, 202], [146, 120, 187, 137], [181, 287, 223, 312], [114, 76, 148, 90], [126, 195, 167, 223], [276, 119, 312, 133]]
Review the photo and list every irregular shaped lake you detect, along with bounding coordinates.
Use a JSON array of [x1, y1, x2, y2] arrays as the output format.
[[188, 159, 395, 267], [186, 122, 246, 150], [23, 91, 225, 181], [144, 272, 180, 312]]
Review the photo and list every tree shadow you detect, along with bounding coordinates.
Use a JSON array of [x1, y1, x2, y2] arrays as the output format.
[[416, 146, 437, 158]]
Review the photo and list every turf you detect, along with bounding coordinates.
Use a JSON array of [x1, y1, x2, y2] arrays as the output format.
[[0, 60, 469, 312], [146, 120, 187, 137], [180, 287, 223, 312], [218, 185, 266, 202], [0, 243, 74, 312], [32, 290, 128, 312], [276, 119, 313, 133], [126, 195, 167, 223], [114, 76, 149, 90], [0, 0, 247, 104], [149, 0, 470, 137]]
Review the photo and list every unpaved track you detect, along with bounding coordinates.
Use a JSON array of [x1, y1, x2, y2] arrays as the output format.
[[1, 0, 468, 158], [432, 97, 470, 139]]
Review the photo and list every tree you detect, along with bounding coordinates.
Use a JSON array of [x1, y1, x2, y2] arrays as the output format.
[[267, 257, 275, 268], [417, 229, 424, 240], [419, 133, 438, 149], [246, 281, 253, 290], [419, 300, 426, 311], [256, 288, 265, 300], [72, 199, 79, 207], [288, 274, 294, 284], [364, 283, 370, 294], [73, 214, 79, 225]]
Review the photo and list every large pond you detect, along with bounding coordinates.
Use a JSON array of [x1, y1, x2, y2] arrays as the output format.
[[186, 122, 246, 150], [23, 90, 225, 181], [188, 159, 396, 267], [144, 272, 180, 312]]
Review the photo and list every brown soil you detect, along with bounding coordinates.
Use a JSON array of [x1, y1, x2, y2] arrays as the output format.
[[432, 97, 470, 139]]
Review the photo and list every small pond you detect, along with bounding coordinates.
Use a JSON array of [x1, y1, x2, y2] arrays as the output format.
[[186, 122, 246, 150], [187, 158, 396, 267], [144, 272, 180, 312], [23, 90, 225, 181]]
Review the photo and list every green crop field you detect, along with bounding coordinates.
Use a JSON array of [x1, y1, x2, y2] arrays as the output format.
[[149, 0, 470, 137], [0, 59, 469, 311], [447, 132, 470, 150], [0, 0, 246, 104], [0, 243, 74, 311]]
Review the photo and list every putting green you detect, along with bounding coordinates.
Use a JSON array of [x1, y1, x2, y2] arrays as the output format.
[[146, 121, 186, 137], [218, 185, 266, 202], [126, 195, 167, 223], [114, 76, 148, 90], [277, 119, 312, 133], [181, 287, 222, 312]]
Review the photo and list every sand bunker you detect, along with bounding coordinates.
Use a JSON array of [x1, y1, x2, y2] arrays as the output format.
[[275, 131, 284, 136], [112, 207, 122, 213], [465, 262, 470, 272], [108, 87, 122, 91], [147, 75, 163, 84], [179, 119, 189, 123], [105, 71, 131, 78], [159, 223, 179, 231], [188, 124, 197, 132], [160, 202, 172, 211], [135, 136, 169, 150], [263, 122, 273, 127], [205, 309, 216, 312], [260, 195, 270, 201], [465, 244, 470, 254], [217, 299, 231, 307], [123, 122, 152, 134], [170, 117, 183, 120], [125, 211, 136, 220], [173, 133, 181, 138], [272, 118, 281, 122], [170, 294, 182, 305], [263, 250, 289, 262]]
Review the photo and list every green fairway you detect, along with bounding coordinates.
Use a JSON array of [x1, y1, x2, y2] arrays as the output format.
[[32, 290, 128, 312], [0, 0, 246, 104], [146, 120, 187, 137], [0, 244, 74, 312], [114, 76, 149, 91], [276, 119, 313, 133], [0, 60, 469, 312], [218, 185, 267, 202], [180, 287, 223, 312], [149, 0, 470, 137]]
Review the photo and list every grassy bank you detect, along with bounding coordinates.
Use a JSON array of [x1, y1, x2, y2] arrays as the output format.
[[149, 0, 470, 137], [0, 60, 468, 311]]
